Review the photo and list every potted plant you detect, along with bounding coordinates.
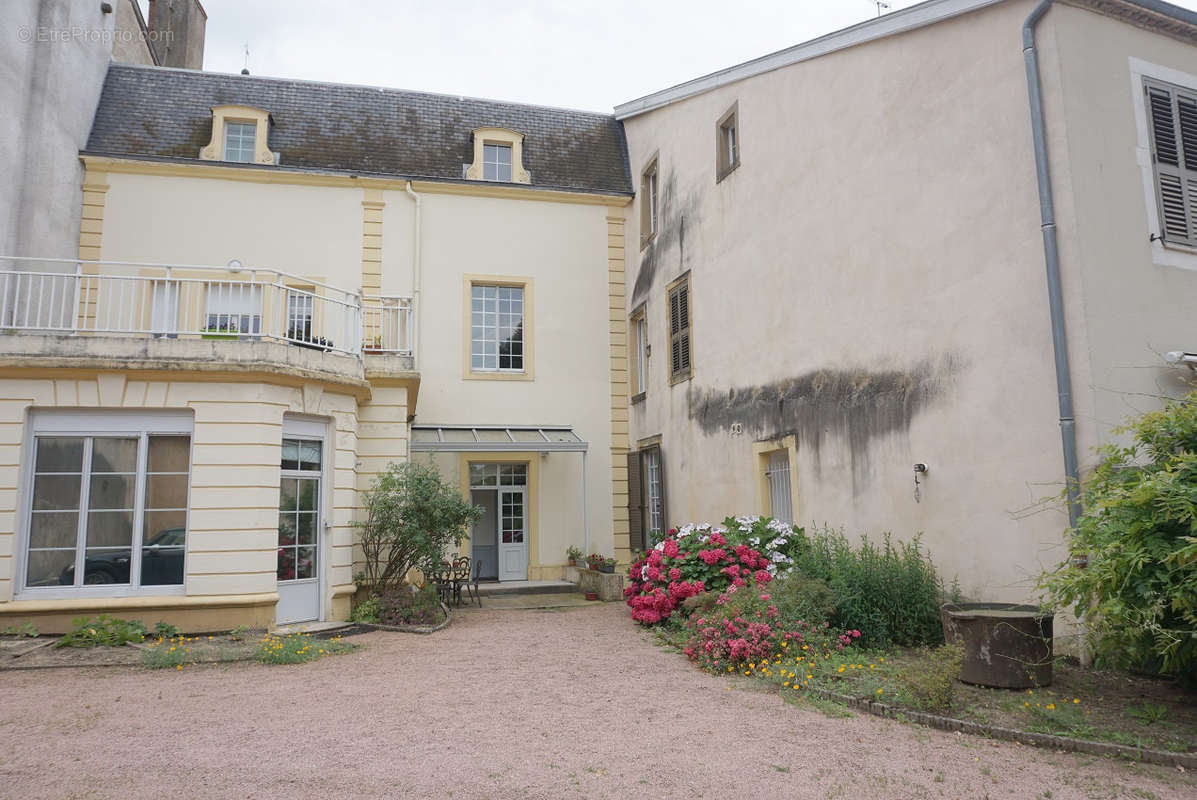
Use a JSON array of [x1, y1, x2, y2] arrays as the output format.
[[201, 323, 240, 341], [566, 545, 583, 566], [587, 553, 616, 573], [287, 324, 334, 352], [363, 335, 384, 354]]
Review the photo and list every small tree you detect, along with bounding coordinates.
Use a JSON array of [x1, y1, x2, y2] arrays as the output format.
[[356, 463, 482, 597], [1040, 390, 1197, 685]]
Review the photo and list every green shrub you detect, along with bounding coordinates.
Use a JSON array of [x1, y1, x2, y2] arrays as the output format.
[[768, 573, 837, 626], [349, 595, 382, 623], [378, 583, 443, 626], [788, 527, 946, 648], [355, 463, 483, 597], [1040, 390, 1197, 685], [897, 642, 963, 713], [54, 615, 146, 648], [255, 632, 354, 665], [154, 621, 180, 638]]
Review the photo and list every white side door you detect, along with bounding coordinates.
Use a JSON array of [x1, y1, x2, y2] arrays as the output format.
[[276, 434, 323, 624], [496, 488, 527, 581]]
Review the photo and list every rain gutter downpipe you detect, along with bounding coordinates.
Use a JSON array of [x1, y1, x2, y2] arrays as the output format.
[[404, 180, 422, 370], [1023, 0, 1082, 530]]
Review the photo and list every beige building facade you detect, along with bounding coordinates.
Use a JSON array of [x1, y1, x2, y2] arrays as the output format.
[[617, 0, 1197, 602], [0, 63, 631, 632]]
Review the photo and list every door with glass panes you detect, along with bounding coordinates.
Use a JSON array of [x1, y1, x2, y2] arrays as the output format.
[[277, 436, 322, 623], [468, 463, 527, 582]]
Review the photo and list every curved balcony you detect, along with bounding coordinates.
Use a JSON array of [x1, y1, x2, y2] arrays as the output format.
[[0, 256, 415, 384]]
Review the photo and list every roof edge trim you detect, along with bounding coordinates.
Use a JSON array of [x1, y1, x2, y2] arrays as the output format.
[[613, 0, 1008, 120]]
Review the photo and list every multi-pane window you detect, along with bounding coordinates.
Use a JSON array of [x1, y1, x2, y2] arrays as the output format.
[[286, 289, 315, 341], [630, 307, 647, 397], [643, 447, 663, 547], [667, 275, 692, 381], [717, 104, 740, 180], [469, 462, 528, 487], [224, 121, 257, 163], [24, 433, 189, 590], [205, 283, 263, 334], [483, 143, 513, 182], [1145, 78, 1197, 247], [641, 158, 659, 246], [278, 438, 321, 582], [471, 284, 524, 372]]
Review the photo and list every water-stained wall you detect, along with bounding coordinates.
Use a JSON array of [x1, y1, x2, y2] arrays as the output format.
[[618, 0, 1197, 601]]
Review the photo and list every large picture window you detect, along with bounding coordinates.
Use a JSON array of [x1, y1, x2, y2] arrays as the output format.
[[23, 430, 190, 592], [471, 284, 524, 372]]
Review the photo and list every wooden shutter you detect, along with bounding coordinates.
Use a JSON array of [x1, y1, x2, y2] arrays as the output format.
[[668, 279, 691, 380], [627, 450, 644, 553], [1146, 79, 1197, 247]]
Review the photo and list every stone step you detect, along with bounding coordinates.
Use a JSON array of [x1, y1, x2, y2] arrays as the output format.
[[475, 580, 578, 596]]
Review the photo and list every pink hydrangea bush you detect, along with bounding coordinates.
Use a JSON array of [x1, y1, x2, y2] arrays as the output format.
[[680, 584, 862, 677], [625, 517, 805, 626]]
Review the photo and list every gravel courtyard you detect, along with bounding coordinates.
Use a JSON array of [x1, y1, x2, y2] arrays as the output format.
[[1, 603, 1191, 800]]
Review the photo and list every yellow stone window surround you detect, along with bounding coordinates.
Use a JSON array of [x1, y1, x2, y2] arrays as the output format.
[[199, 105, 279, 165], [464, 127, 531, 184]]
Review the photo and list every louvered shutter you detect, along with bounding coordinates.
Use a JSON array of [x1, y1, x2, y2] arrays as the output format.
[[667, 280, 691, 380], [677, 283, 690, 374], [1146, 79, 1197, 247], [627, 450, 644, 553]]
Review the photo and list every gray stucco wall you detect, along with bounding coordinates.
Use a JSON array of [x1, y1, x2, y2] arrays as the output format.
[[0, 0, 118, 261]]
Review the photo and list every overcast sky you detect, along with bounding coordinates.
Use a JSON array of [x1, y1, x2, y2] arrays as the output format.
[[168, 0, 1197, 112]]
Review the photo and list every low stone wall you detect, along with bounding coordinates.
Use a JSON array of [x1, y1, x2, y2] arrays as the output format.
[[578, 568, 623, 601]]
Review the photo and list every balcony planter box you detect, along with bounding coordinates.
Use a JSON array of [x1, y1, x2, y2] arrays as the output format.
[[201, 329, 239, 341]]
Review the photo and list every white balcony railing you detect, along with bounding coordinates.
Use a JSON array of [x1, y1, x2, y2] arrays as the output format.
[[0, 257, 413, 359]]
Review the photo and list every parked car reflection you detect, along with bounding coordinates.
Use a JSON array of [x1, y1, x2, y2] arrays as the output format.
[[60, 527, 185, 586]]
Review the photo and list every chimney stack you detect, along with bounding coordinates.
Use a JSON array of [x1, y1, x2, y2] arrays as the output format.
[[148, 0, 207, 70]]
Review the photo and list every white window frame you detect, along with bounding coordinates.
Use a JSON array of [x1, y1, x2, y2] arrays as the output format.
[[470, 284, 525, 373], [483, 143, 513, 182], [205, 283, 263, 334], [643, 447, 663, 547], [630, 305, 647, 399], [16, 410, 194, 600], [224, 121, 257, 164], [1130, 56, 1197, 272]]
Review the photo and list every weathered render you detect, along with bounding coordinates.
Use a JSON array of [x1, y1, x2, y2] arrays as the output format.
[[618, 0, 1197, 602]]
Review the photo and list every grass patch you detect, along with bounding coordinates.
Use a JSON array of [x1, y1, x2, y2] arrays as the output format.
[[141, 635, 197, 670], [255, 631, 355, 665], [797, 647, 1196, 753]]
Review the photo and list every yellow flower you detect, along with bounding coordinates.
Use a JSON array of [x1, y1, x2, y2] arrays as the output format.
[[838, 666, 845, 673], [876, 689, 883, 695], [1073, 698, 1080, 704], [1023, 702, 1030, 708], [1027, 689, 1033, 695], [1046, 703, 1055, 710], [783, 682, 790, 688], [175, 664, 182, 671]]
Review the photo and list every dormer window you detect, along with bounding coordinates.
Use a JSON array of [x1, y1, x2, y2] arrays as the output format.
[[224, 122, 257, 163], [465, 128, 530, 184], [199, 105, 279, 165], [483, 143, 513, 182]]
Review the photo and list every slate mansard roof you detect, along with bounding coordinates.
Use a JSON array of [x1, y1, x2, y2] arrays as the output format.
[[85, 63, 633, 195]]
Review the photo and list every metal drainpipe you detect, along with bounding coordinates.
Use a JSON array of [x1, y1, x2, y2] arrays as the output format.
[[404, 181, 422, 370], [1023, 0, 1082, 529]]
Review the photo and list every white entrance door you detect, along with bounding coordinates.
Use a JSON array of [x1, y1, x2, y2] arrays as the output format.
[[468, 463, 528, 582], [277, 435, 323, 624], [497, 488, 527, 581]]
